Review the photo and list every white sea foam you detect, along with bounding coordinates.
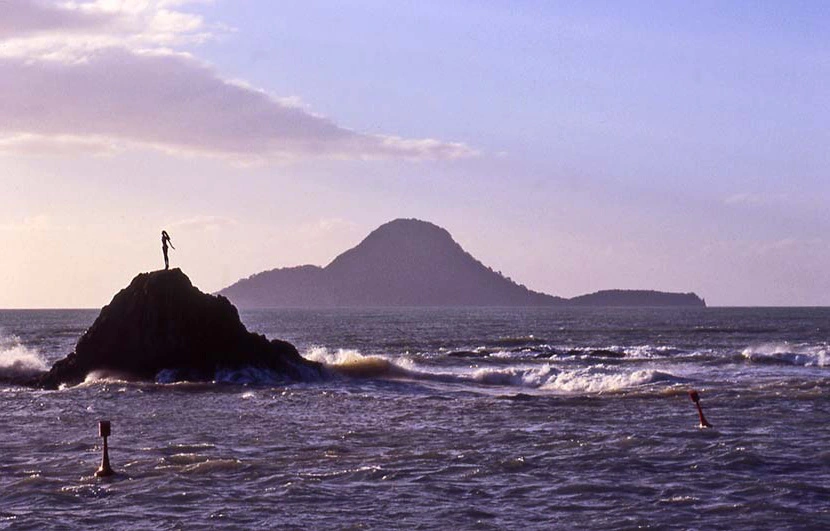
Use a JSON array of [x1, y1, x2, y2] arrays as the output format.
[[305, 346, 678, 394], [82, 370, 136, 384], [470, 364, 676, 393], [539, 367, 674, 393], [621, 345, 678, 359], [488, 350, 519, 359], [0, 333, 48, 380], [305, 346, 375, 365], [470, 364, 557, 387], [742, 343, 828, 367]]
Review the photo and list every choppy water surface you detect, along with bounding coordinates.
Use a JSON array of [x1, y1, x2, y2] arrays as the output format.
[[1, 307, 828, 529]]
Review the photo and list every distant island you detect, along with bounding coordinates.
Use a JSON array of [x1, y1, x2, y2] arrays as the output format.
[[218, 219, 706, 308]]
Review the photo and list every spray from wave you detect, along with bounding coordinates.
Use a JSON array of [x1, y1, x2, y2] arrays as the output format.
[[0, 334, 48, 381], [304, 346, 681, 394]]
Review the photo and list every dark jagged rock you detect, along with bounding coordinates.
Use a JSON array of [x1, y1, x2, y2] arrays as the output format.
[[218, 218, 706, 308], [39, 269, 322, 389]]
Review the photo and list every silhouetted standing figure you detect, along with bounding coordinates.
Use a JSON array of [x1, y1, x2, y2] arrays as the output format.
[[161, 230, 175, 270]]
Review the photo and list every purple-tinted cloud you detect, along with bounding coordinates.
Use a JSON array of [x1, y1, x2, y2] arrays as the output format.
[[0, 1, 475, 161], [0, 0, 112, 38], [0, 49, 475, 160]]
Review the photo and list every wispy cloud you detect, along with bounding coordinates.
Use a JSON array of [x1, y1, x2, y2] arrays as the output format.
[[0, 0, 214, 59], [0, 133, 122, 156], [722, 192, 790, 207], [0, 1, 477, 162], [702, 236, 825, 258], [298, 217, 359, 236], [169, 215, 239, 231], [0, 214, 73, 232]]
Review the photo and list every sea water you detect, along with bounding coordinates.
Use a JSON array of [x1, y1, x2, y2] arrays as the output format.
[[0, 307, 828, 529]]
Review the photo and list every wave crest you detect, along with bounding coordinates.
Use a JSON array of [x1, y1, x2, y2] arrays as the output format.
[[0, 334, 48, 381], [742, 343, 828, 367], [471, 364, 680, 394], [305, 346, 407, 378], [305, 346, 680, 394]]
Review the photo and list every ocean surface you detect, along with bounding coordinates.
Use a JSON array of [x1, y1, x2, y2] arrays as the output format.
[[1, 307, 828, 530]]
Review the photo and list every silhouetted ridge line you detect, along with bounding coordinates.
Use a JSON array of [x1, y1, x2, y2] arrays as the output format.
[[218, 219, 705, 308]]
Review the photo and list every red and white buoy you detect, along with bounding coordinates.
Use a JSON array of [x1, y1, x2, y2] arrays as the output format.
[[688, 390, 712, 428]]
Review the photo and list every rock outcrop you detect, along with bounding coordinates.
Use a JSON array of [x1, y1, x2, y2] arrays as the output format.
[[39, 269, 322, 389]]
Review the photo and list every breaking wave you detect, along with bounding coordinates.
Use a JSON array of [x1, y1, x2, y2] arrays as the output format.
[[82, 370, 139, 385], [0, 334, 48, 381], [472, 364, 680, 393], [305, 346, 682, 394], [742, 343, 828, 367], [449, 344, 692, 361], [305, 346, 411, 378]]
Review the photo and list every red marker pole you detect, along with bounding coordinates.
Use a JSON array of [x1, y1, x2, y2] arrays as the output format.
[[95, 420, 115, 477], [689, 390, 712, 428]]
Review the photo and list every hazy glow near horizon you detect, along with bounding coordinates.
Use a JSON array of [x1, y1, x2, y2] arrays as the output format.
[[1, 0, 828, 307]]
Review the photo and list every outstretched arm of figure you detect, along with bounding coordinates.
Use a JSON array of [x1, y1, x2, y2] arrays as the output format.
[[169, 241, 175, 250]]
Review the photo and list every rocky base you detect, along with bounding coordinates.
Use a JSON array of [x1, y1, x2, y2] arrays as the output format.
[[39, 269, 322, 389]]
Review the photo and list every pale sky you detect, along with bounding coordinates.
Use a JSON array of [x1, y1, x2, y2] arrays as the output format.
[[1, 0, 828, 308]]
